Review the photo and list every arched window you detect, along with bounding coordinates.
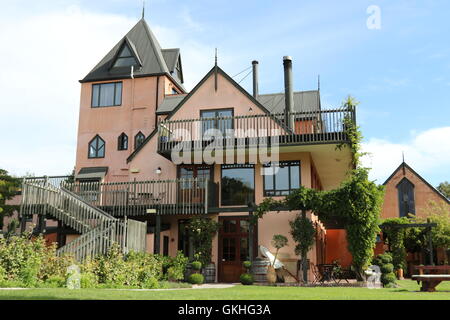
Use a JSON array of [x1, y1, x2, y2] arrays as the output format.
[[88, 135, 105, 158], [118, 133, 128, 151], [397, 178, 415, 217], [134, 132, 145, 150]]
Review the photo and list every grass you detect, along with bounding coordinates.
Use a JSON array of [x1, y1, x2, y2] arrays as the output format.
[[0, 280, 449, 300]]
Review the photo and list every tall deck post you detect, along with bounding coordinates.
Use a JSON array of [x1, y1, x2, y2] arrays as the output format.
[[154, 214, 161, 254], [427, 219, 434, 265]]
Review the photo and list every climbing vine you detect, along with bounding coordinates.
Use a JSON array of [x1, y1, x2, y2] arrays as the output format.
[[380, 217, 410, 271], [255, 96, 385, 281]]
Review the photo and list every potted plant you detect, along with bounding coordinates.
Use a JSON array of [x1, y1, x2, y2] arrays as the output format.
[[267, 235, 288, 284], [240, 261, 254, 285]]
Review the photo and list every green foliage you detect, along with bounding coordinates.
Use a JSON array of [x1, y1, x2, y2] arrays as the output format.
[[243, 261, 252, 270], [270, 234, 288, 267], [44, 275, 66, 288], [381, 217, 409, 270], [165, 251, 189, 281], [0, 233, 190, 289], [188, 273, 204, 285], [322, 168, 384, 280], [0, 169, 21, 229], [380, 263, 394, 274], [191, 261, 202, 271], [336, 96, 365, 168], [289, 215, 315, 257], [373, 253, 396, 287], [381, 273, 397, 287], [420, 201, 450, 251], [187, 217, 220, 266], [437, 181, 450, 200], [80, 272, 97, 288], [240, 273, 254, 285]]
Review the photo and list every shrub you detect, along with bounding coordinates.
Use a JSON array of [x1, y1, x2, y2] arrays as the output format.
[[0, 265, 5, 283], [243, 261, 252, 270], [188, 273, 204, 284], [142, 276, 159, 289], [381, 263, 394, 274], [240, 273, 254, 285], [381, 273, 397, 286], [44, 275, 66, 288], [165, 251, 188, 281], [373, 253, 396, 288], [80, 272, 97, 289], [191, 261, 202, 271]]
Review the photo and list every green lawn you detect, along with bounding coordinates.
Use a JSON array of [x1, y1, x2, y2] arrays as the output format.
[[0, 280, 449, 300]]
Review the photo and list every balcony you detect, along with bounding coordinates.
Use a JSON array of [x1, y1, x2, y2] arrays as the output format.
[[157, 107, 355, 160], [21, 176, 219, 217]]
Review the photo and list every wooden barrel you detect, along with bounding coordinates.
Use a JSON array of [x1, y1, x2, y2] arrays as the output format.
[[252, 259, 270, 283], [202, 263, 216, 283]]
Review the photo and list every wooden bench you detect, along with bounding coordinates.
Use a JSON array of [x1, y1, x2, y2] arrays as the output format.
[[412, 275, 450, 292]]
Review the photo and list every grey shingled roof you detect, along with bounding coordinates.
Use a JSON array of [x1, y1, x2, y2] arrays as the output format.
[[162, 48, 183, 85], [156, 90, 320, 115], [157, 94, 187, 114], [80, 19, 184, 91], [257, 90, 321, 113]]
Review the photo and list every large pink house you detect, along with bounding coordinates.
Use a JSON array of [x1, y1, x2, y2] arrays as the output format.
[[19, 18, 355, 282]]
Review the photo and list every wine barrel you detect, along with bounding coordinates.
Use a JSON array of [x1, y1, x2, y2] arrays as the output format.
[[252, 259, 270, 283], [202, 263, 216, 283]]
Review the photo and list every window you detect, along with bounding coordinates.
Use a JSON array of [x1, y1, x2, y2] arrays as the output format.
[[178, 165, 211, 189], [118, 133, 128, 151], [134, 132, 145, 150], [201, 109, 233, 138], [263, 161, 301, 196], [88, 135, 105, 158], [221, 164, 254, 206], [92, 82, 122, 108], [397, 178, 415, 217], [112, 43, 139, 68]]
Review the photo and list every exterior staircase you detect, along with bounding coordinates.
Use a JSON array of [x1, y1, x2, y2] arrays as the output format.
[[20, 178, 147, 261]]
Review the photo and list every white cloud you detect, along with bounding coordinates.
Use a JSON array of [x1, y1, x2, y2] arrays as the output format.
[[0, 5, 215, 177], [361, 127, 450, 184]]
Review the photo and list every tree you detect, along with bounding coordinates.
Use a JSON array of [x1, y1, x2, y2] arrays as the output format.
[[437, 182, 450, 200], [0, 169, 21, 230], [186, 217, 220, 266], [320, 168, 385, 280], [418, 201, 450, 263], [271, 235, 288, 267]]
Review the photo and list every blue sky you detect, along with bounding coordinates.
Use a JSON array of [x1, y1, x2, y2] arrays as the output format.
[[0, 0, 448, 186]]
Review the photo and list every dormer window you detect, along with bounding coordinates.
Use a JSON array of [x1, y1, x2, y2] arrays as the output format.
[[113, 43, 140, 69]]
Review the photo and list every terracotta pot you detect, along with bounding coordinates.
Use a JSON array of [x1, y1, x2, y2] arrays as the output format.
[[397, 268, 404, 280], [266, 265, 277, 284]]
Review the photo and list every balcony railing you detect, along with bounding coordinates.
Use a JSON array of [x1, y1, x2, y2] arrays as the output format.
[[157, 107, 355, 156], [21, 177, 219, 216]]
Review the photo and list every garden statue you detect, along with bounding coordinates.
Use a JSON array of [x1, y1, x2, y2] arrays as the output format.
[[66, 265, 81, 290]]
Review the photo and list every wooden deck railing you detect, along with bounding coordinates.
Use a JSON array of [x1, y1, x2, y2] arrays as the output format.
[[20, 178, 147, 261], [157, 107, 355, 154], [63, 178, 215, 216]]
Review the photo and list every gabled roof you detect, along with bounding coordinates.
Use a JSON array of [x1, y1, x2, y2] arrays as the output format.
[[162, 48, 184, 85], [80, 19, 185, 91], [384, 162, 450, 204], [257, 90, 321, 113], [127, 65, 288, 163]]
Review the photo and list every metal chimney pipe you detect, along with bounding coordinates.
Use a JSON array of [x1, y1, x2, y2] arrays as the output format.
[[252, 60, 259, 99], [283, 56, 294, 129]]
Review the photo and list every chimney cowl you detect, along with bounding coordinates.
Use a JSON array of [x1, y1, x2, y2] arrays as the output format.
[[283, 56, 292, 61]]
